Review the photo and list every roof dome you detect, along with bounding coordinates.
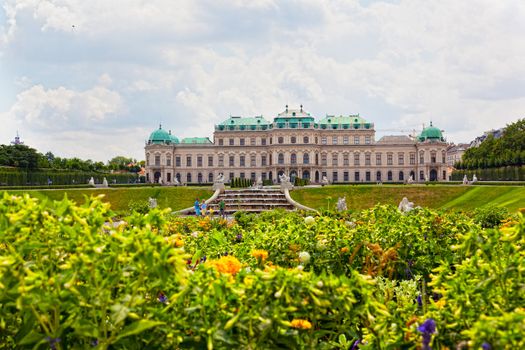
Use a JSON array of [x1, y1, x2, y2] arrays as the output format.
[[418, 122, 444, 142], [148, 124, 179, 144]]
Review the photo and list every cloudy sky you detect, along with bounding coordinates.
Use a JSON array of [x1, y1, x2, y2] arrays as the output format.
[[0, 0, 524, 161]]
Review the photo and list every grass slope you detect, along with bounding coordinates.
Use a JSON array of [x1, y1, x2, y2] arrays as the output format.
[[291, 185, 525, 212], [3, 187, 213, 213]]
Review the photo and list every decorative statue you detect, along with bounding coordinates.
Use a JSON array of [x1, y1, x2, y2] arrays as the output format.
[[337, 197, 347, 212], [215, 173, 225, 183], [463, 175, 469, 185], [472, 174, 478, 183], [88, 177, 95, 186], [321, 176, 329, 186], [407, 175, 414, 184], [279, 173, 293, 191], [255, 176, 263, 188], [398, 197, 414, 213], [148, 197, 157, 208], [102, 177, 108, 187], [279, 173, 290, 183], [173, 177, 180, 186]]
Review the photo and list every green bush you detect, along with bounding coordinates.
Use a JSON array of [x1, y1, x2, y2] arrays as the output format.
[[472, 205, 510, 228]]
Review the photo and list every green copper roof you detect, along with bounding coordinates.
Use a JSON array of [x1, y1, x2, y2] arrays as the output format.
[[149, 125, 179, 144], [181, 137, 212, 144], [218, 116, 271, 126], [418, 122, 444, 142], [318, 115, 367, 124]]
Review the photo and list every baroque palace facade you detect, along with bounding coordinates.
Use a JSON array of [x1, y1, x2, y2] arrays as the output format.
[[145, 106, 448, 184]]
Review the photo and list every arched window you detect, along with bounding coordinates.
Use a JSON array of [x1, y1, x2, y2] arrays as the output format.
[[278, 137, 284, 144], [208, 173, 213, 183], [197, 173, 203, 183], [387, 171, 392, 181], [376, 171, 381, 181], [303, 136, 309, 144], [187, 173, 192, 183], [303, 153, 309, 164], [291, 136, 296, 144], [399, 171, 404, 181], [291, 153, 297, 164], [278, 153, 284, 164]]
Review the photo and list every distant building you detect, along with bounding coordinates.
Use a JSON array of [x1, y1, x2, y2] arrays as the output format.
[[10, 132, 24, 145], [144, 106, 449, 184], [469, 128, 505, 148], [446, 143, 470, 166]]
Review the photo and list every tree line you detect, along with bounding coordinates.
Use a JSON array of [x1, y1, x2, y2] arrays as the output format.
[[0, 144, 143, 173], [454, 118, 525, 170]]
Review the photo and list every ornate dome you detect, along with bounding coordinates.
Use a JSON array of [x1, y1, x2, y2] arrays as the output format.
[[148, 124, 179, 144], [418, 122, 444, 142]]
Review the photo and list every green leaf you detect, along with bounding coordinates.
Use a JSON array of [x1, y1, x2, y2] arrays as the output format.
[[115, 320, 165, 341], [110, 304, 130, 325], [18, 330, 44, 345]]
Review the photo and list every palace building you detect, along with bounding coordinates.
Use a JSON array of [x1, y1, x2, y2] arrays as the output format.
[[144, 106, 448, 184]]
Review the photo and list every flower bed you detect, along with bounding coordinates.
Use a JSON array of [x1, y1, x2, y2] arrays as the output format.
[[0, 194, 523, 349]]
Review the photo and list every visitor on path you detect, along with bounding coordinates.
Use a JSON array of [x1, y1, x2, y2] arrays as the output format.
[[200, 200, 207, 216], [219, 200, 225, 218], [194, 198, 201, 216]]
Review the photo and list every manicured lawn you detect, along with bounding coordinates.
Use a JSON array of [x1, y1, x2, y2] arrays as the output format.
[[3, 186, 214, 213], [291, 184, 525, 212]]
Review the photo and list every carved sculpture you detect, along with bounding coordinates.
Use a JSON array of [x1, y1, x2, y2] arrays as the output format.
[[337, 197, 347, 211], [398, 197, 414, 213]]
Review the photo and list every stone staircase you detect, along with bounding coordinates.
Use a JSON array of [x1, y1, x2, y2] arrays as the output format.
[[207, 188, 295, 215]]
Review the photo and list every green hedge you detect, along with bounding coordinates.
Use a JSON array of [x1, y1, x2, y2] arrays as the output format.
[[451, 166, 525, 181], [0, 170, 138, 186]]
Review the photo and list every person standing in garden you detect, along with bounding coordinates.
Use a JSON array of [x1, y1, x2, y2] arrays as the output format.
[[194, 198, 201, 216], [219, 200, 225, 218], [200, 200, 207, 216]]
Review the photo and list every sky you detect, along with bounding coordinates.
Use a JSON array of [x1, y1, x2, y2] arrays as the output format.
[[0, 0, 524, 162]]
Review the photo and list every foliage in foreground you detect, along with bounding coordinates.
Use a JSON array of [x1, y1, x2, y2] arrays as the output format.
[[0, 194, 523, 349]]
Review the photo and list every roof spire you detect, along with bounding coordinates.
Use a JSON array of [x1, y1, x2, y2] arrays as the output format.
[[300, 104, 303, 112], [285, 104, 288, 113], [159, 123, 162, 129]]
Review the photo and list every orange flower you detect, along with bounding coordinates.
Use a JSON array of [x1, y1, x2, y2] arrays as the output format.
[[340, 247, 349, 253], [252, 249, 269, 261], [175, 238, 184, 247], [291, 319, 312, 330], [208, 256, 242, 275]]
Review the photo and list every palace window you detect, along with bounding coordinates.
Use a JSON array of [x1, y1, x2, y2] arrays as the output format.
[[431, 151, 436, 164], [186, 155, 191, 167], [197, 156, 203, 167], [240, 155, 245, 167], [332, 153, 338, 166], [291, 136, 296, 144], [354, 153, 360, 166], [343, 136, 349, 145], [278, 137, 284, 144], [399, 171, 404, 181], [376, 153, 382, 165], [303, 153, 309, 164], [208, 155, 213, 167], [250, 154, 256, 166], [261, 155, 267, 166], [333, 172, 338, 182], [355, 172, 360, 181], [261, 138, 267, 146], [387, 171, 392, 181], [387, 153, 393, 166], [208, 173, 213, 182], [343, 171, 349, 182], [175, 156, 181, 167], [410, 153, 416, 165], [229, 172, 234, 181], [229, 155, 234, 167], [291, 153, 297, 164], [321, 154, 327, 166], [376, 171, 382, 181], [218, 155, 224, 167], [332, 136, 338, 145], [365, 136, 371, 144], [187, 173, 192, 183], [218, 139, 223, 146], [321, 137, 327, 145], [343, 153, 349, 166], [365, 153, 371, 166], [365, 171, 371, 181], [240, 172, 245, 179], [240, 138, 245, 146], [398, 153, 404, 165], [251, 172, 256, 181], [419, 151, 425, 164], [278, 153, 284, 165], [251, 138, 256, 146], [166, 155, 171, 166], [229, 138, 234, 146], [155, 155, 161, 166], [354, 136, 360, 145], [303, 136, 309, 144]]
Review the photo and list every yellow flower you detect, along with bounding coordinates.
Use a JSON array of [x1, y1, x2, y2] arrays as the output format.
[[435, 298, 446, 308], [340, 247, 349, 253], [209, 256, 242, 275], [290, 319, 312, 330], [252, 249, 269, 261], [175, 238, 184, 247]]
